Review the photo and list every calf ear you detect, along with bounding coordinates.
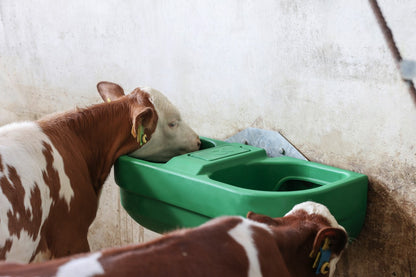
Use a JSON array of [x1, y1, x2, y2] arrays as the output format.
[[97, 81, 125, 102], [131, 107, 158, 146], [310, 227, 348, 257]]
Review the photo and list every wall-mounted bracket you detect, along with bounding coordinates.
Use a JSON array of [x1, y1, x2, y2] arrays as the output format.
[[225, 128, 308, 160], [400, 60, 416, 81]]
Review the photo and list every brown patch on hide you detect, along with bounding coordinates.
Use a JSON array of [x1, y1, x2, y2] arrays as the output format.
[[41, 142, 64, 203], [0, 154, 3, 172], [32, 141, 75, 261], [0, 141, 66, 261], [0, 240, 12, 260], [0, 154, 10, 260], [0, 165, 42, 242], [28, 141, 64, 262]]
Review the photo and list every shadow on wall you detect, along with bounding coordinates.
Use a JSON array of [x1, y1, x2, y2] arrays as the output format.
[[0, 108, 43, 126], [336, 178, 416, 277], [0, 108, 20, 126]]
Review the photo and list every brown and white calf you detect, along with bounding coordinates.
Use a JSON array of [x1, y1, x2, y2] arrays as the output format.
[[0, 82, 200, 263], [0, 201, 348, 277]]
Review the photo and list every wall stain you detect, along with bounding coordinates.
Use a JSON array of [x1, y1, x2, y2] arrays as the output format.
[[336, 178, 416, 276]]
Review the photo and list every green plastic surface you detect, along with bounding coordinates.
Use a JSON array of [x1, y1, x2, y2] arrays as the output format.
[[115, 137, 368, 238]]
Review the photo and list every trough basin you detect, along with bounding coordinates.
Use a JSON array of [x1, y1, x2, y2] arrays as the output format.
[[114, 137, 368, 238]]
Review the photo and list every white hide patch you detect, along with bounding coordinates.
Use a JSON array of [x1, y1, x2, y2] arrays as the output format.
[[228, 218, 271, 277], [3, 232, 41, 263], [0, 121, 74, 262], [329, 256, 340, 277], [285, 201, 344, 230], [56, 252, 104, 277]]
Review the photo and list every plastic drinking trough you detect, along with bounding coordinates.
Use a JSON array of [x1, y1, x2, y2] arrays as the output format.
[[114, 137, 368, 238]]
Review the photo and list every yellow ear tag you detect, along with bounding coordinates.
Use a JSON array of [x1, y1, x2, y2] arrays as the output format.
[[320, 262, 330, 275], [142, 133, 148, 144], [137, 125, 148, 146], [312, 251, 321, 269], [106, 97, 111, 103], [311, 237, 332, 275], [322, 237, 331, 250]]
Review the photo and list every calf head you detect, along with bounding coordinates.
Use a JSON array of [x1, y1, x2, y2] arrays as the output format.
[[248, 201, 348, 277], [96, 82, 158, 152], [97, 82, 201, 162]]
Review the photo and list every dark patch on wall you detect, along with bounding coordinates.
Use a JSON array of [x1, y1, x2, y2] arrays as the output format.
[[336, 178, 416, 276]]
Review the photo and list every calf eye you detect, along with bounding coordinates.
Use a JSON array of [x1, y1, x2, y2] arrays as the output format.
[[168, 121, 177, 128]]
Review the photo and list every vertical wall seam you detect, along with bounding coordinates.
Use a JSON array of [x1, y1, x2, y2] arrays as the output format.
[[368, 0, 416, 103]]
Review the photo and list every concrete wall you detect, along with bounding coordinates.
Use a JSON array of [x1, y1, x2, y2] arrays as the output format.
[[1, 1, 415, 275]]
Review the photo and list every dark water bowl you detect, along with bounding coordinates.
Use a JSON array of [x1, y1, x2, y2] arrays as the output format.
[[208, 162, 345, 192], [199, 137, 216, 150]]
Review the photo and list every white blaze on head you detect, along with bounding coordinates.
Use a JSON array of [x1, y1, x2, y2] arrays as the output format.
[[285, 201, 344, 230], [129, 87, 200, 162]]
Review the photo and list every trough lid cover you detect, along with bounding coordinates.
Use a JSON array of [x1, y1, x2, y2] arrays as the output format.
[[189, 145, 250, 161]]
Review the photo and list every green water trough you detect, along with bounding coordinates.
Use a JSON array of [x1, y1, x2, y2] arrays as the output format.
[[114, 137, 368, 238]]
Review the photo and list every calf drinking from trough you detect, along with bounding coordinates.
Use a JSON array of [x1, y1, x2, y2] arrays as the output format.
[[0, 82, 200, 263], [0, 201, 348, 277]]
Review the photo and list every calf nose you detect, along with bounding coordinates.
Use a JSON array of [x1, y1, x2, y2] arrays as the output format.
[[196, 137, 201, 149]]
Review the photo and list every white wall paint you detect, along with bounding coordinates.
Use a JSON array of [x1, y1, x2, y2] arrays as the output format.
[[379, 0, 416, 60], [1, 0, 415, 274]]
